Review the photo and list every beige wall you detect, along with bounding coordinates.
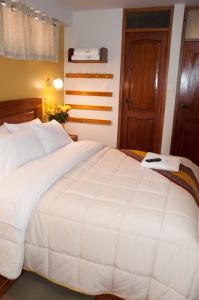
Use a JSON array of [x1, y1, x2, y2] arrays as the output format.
[[0, 26, 64, 106], [161, 4, 185, 154], [64, 9, 123, 147]]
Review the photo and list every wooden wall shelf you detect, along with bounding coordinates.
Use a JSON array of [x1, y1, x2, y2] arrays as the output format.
[[68, 48, 108, 63], [68, 117, 111, 125], [68, 104, 112, 111], [65, 73, 113, 79], [65, 90, 112, 97]]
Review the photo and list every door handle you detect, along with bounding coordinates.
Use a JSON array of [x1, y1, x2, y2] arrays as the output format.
[[181, 103, 189, 109], [124, 98, 129, 104]]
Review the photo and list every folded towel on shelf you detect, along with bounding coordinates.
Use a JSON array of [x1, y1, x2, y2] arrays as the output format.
[[141, 152, 180, 172], [74, 48, 100, 56], [71, 54, 100, 61]]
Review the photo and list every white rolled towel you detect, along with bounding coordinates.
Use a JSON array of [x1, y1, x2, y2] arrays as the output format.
[[74, 48, 100, 56], [71, 54, 100, 61]]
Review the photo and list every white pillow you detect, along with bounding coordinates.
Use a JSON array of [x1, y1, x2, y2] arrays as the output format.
[[0, 129, 45, 181], [0, 125, 10, 135], [4, 118, 42, 133], [30, 120, 73, 154]]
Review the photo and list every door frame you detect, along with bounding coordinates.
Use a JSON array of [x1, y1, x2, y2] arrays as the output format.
[[117, 6, 174, 150], [171, 6, 199, 154]]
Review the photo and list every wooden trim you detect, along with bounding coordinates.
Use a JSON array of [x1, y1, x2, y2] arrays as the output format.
[[117, 8, 126, 148], [68, 117, 112, 125], [95, 295, 123, 300], [126, 28, 169, 32], [68, 104, 112, 111], [125, 6, 172, 13], [65, 73, 113, 79], [185, 38, 199, 42], [65, 90, 112, 97], [0, 275, 15, 297]]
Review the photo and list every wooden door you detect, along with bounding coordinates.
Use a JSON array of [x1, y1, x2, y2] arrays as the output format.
[[171, 42, 199, 165], [120, 31, 168, 152]]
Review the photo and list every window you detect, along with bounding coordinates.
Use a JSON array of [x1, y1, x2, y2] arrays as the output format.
[[126, 10, 171, 30]]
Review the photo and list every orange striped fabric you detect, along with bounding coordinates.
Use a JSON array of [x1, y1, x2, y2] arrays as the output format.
[[120, 149, 199, 206]]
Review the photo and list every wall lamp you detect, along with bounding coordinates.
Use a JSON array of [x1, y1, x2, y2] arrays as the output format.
[[0, 0, 6, 6], [46, 78, 63, 90]]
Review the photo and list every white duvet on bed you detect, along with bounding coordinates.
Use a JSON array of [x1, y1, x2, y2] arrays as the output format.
[[0, 141, 199, 300], [0, 141, 104, 278]]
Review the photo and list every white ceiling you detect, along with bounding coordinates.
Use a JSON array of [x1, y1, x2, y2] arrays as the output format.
[[24, 0, 73, 24], [58, 0, 199, 11]]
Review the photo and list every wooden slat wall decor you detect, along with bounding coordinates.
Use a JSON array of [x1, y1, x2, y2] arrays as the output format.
[[65, 90, 112, 97], [68, 117, 112, 125], [65, 67, 113, 125], [65, 73, 113, 79], [68, 104, 112, 111]]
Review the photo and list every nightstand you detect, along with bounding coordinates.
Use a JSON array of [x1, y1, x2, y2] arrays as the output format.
[[69, 134, 78, 142]]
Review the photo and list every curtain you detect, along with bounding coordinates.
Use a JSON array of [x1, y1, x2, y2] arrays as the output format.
[[0, 1, 59, 62]]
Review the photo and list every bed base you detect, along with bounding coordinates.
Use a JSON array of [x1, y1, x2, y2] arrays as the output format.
[[95, 295, 123, 300]]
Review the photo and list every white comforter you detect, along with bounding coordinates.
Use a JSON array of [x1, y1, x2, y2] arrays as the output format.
[[0, 141, 199, 300], [0, 141, 104, 278]]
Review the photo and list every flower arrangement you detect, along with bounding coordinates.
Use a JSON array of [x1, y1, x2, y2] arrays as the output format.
[[46, 104, 71, 124]]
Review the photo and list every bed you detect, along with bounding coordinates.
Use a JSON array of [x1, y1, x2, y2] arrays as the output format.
[[0, 98, 199, 300]]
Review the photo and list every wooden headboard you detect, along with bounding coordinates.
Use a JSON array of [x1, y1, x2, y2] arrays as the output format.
[[0, 98, 43, 125]]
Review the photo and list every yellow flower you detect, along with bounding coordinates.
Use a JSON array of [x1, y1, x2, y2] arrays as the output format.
[[61, 105, 71, 112], [45, 103, 71, 119], [46, 108, 55, 114]]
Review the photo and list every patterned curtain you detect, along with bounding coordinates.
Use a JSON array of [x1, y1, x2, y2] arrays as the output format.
[[0, 0, 59, 62]]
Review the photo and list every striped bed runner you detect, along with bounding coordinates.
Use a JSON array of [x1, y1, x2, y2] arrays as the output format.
[[120, 149, 199, 206]]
